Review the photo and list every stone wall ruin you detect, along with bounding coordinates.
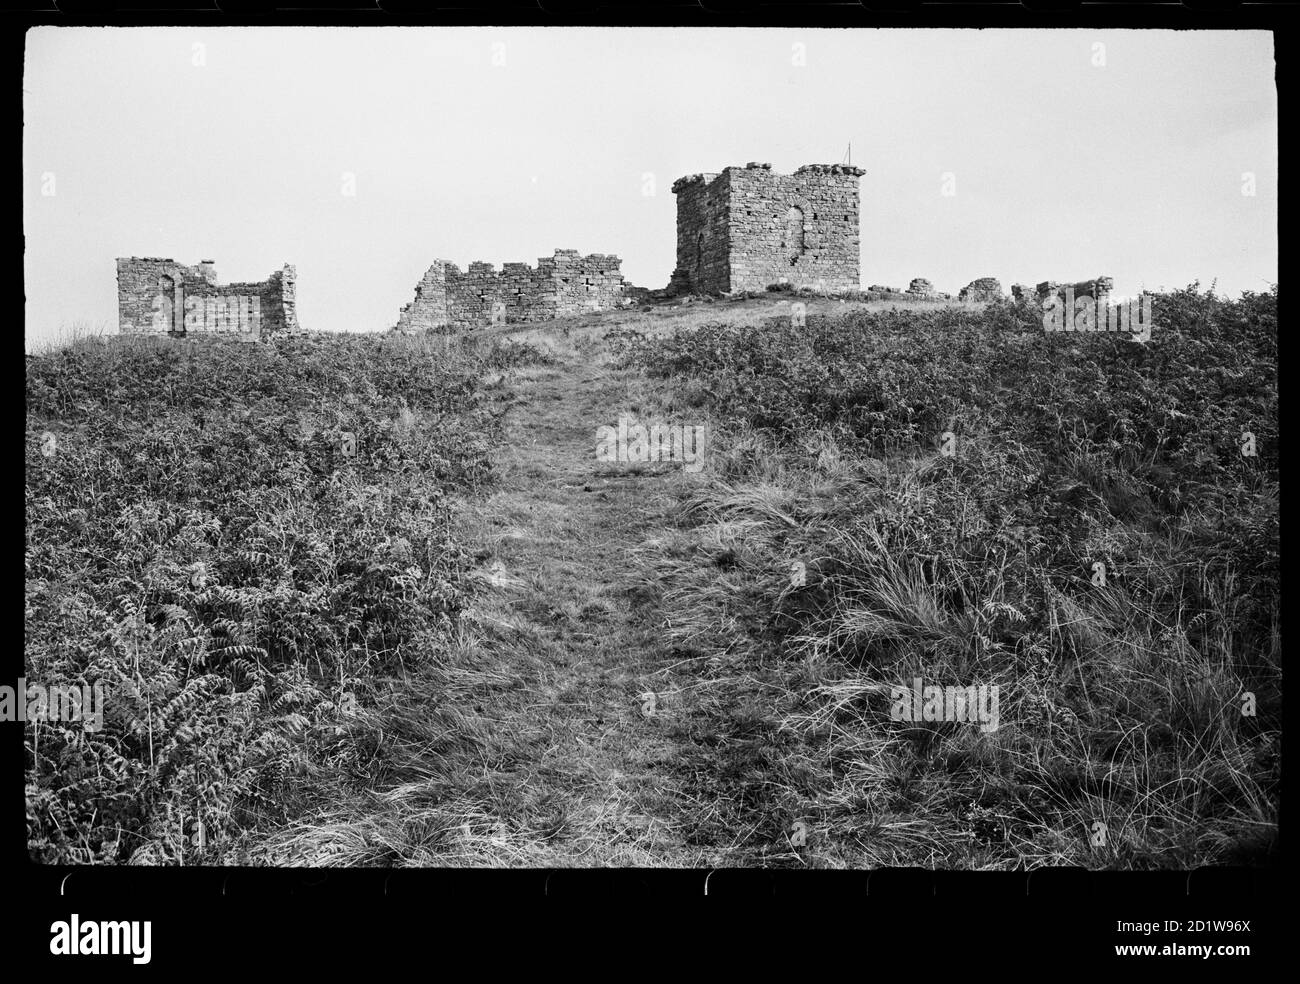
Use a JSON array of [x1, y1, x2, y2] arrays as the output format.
[[393, 249, 625, 332], [116, 258, 300, 340], [958, 277, 1004, 302], [1033, 276, 1115, 302]]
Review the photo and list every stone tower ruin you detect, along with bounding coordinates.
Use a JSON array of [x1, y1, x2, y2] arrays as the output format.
[[669, 162, 866, 295]]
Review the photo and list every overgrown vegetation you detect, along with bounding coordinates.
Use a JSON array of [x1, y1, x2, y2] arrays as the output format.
[[26, 286, 1279, 870], [619, 285, 1279, 868], [25, 331, 537, 864]]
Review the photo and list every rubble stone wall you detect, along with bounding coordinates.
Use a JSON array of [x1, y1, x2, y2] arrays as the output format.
[[393, 250, 624, 332], [393, 261, 450, 333], [958, 277, 1005, 302], [1034, 276, 1115, 302], [116, 257, 301, 339]]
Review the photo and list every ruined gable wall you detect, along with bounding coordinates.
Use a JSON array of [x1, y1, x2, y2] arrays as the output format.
[[394, 261, 450, 333]]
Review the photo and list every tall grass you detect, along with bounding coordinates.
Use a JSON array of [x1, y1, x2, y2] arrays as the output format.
[[26, 320, 116, 355], [25, 330, 538, 863], [619, 284, 1279, 868]]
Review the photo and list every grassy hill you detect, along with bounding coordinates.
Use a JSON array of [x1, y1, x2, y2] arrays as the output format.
[[25, 286, 1278, 868]]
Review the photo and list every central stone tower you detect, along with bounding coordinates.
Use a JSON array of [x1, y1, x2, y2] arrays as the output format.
[[669, 161, 866, 295]]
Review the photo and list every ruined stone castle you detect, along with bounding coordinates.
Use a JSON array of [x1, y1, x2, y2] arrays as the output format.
[[116, 258, 300, 339], [393, 249, 625, 332], [390, 161, 869, 331], [118, 158, 1079, 341], [669, 162, 866, 295]]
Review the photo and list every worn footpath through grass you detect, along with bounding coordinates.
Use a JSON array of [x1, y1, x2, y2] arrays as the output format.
[[262, 333, 740, 866]]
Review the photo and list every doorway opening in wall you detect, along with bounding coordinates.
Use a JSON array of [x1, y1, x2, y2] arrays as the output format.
[[157, 275, 180, 335], [695, 231, 704, 283], [786, 206, 806, 264]]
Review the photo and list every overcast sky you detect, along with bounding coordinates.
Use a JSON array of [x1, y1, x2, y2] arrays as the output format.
[[23, 27, 1276, 342]]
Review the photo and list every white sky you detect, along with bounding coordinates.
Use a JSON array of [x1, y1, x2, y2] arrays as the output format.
[[23, 27, 1276, 341]]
